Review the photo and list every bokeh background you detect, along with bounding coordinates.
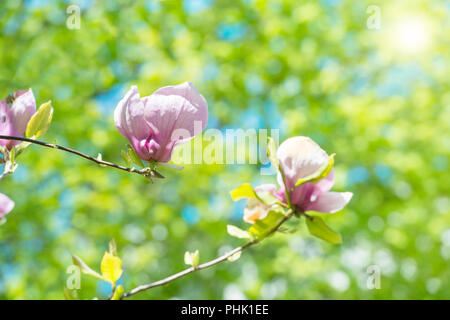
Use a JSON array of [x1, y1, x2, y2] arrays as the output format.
[[0, 0, 449, 299]]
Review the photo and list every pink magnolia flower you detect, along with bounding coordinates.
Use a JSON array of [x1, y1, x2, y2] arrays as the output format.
[[275, 136, 352, 213], [0, 89, 36, 150], [114, 82, 208, 163], [242, 136, 352, 223], [0, 193, 14, 219]]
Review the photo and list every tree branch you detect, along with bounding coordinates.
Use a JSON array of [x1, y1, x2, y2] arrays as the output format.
[[0, 135, 163, 179], [121, 210, 295, 299]]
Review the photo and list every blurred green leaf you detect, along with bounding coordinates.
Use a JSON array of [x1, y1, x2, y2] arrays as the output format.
[[230, 183, 257, 201], [305, 216, 342, 245], [109, 239, 118, 256], [249, 209, 285, 240], [227, 251, 242, 262], [227, 225, 251, 239], [121, 150, 131, 167], [184, 250, 200, 268], [111, 285, 124, 300], [127, 145, 144, 167], [100, 252, 123, 286], [72, 255, 103, 280], [25, 101, 53, 140]]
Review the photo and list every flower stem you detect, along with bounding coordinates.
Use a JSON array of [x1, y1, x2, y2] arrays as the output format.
[[0, 135, 163, 178]]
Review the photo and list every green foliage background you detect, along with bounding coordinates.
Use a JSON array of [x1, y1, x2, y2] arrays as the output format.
[[0, 0, 449, 299]]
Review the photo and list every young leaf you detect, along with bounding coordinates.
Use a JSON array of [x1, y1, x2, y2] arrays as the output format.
[[305, 216, 342, 245], [121, 150, 131, 167], [230, 183, 257, 201], [150, 170, 165, 179], [192, 250, 200, 268], [127, 144, 144, 167], [9, 147, 15, 164], [229, 183, 276, 207], [72, 254, 103, 280], [256, 190, 278, 205], [227, 225, 251, 239], [25, 101, 53, 140], [227, 251, 242, 262], [184, 251, 191, 265], [294, 154, 335, 188], [109, 239, 117, 256], [100, 252, 123, 285], [111, 285, 124, 300], [184, 250, 200, 268], [248, 208, 285, 240], [96, 153, 106, 167]]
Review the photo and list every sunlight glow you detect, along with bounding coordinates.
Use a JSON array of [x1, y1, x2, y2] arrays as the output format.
[[392, 18, 431, 53]]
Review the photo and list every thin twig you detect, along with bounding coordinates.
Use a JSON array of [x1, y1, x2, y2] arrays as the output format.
[[0, 135, 162, 178], [122, 210, 295, 299]]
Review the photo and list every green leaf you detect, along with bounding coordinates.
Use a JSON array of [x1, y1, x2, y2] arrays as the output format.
[[305, 216, 342, 245], [127, 144, 144, 167], [267, 136, 279, 170], [111, 285, 124, 300], [229, 183, 275, 205], [227, 251, 242, 262], [25, 101, 53, 140], [9, 147, 15, 163], [230, 183, 257, 201], [109, 239, 117, 256], [100, 252, 123, 285], [96, 153, 106, 167], [121, 150, 131, 167], [227, 225, 251, 239], [150, 170, 165, 179], [248, 208, 285, 240], [294, 153, 335, 188], [256, 190, 279, 205], [184, 250, 200, 268], [72, 254, 103, 280]]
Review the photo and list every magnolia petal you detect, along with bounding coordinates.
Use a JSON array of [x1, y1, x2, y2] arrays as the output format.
[[145, 83, 208, 142], [306, 191, 353, 213], [10, 89, 36, 138], [277, 136, 329, 190], [153, 82, 208, 124], [243, 199, 265, 224], [0, 193, 14, 218], [114, 86, 149, 141], [115, 83, 208, 163], [0, 100, 13, 147], [288, 183, 310, 207], [243, 184, 278, 224], [254, 183, 278, 195], [114, 86, 153, 160], [143, 82, 208, 162], [0, 89, 36, 149], [309, 169, 335, 201]]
